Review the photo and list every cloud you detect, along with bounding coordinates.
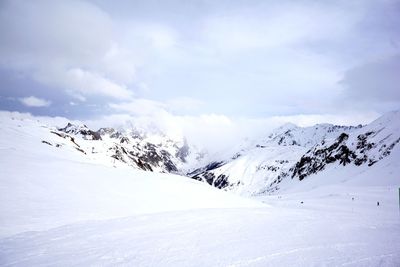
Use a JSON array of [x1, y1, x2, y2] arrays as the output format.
[[340, 55, 400, 101], [103, 96, 380, 154], [1, 0, 398, 123], [339, 54, 400, 111], [200, 2, 361, 53], [19, 96, 51, 107], [109, 96, 204, 116], [0, 0, 134, 100], [35, 68, 133, 100], [166, 97, 204, 112], [143, 24, 178, 49], [109, 99, 167, 116], [85, 110, 242, 153]]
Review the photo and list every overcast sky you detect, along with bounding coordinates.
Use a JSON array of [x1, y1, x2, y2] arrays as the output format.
[[0, 0, 399, 149]]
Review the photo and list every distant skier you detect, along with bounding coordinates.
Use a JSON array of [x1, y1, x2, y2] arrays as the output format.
[[377, 201, 380, 206]]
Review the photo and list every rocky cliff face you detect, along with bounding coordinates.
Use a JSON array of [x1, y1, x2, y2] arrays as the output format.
[[290, 115, 400, 181]]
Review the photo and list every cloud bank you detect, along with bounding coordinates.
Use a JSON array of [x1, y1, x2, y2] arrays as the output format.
[[0, 0, 399, 149], [19, 96, 51, 107]]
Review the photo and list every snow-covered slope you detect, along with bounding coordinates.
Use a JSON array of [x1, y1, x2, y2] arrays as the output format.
[[191, 111, 400, 195], [2, 190, 400, 267], [1, 111, 399, 266], [7, 113, 207, 176], [0, 113, 260, 237], [266, 122, 361, 147], [291, 111, 400, 180]]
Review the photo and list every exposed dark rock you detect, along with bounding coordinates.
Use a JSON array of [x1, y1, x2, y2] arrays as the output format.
[[97, 127, 115, 136], [120, 137, 130, 144], [136, 158, 153, 171], [50, 131, 81, 148], [75, 147, 86, 154], [176, 139, 190, 162], [214, 174, 230, 189], [58, 123, 102, 140], [292, 133, 355, 180], [41, 140, 52, 146]]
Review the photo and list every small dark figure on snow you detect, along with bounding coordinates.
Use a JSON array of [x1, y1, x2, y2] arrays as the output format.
[[300, 201, 304, 204], [352, 197, 354, 201], [377, 201, 380, 206]]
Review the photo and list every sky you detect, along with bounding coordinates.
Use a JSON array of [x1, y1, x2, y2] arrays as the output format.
[[0, 0, 399, 150]]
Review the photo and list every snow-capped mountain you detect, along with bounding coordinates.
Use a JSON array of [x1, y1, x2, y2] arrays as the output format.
[[39, 121, 206, 175], [190, 111, 400, 195], [3, 110, 399, 197], [0, 111, 260, 238], [265, 122, 362, 147], [2, 110, 399, 266]]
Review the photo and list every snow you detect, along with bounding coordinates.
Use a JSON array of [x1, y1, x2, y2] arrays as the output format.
[[0, 114, 261, 237], [1, 187, 399, 266], [1, 112, 400, 266], [264, 121, 359, 147], [192, 110, 400, 195], [206, 145, 307, 195]]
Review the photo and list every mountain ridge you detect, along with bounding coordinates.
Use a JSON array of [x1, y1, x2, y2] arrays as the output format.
[[190, 110, 400, 195], [1, 110, 398, 196]]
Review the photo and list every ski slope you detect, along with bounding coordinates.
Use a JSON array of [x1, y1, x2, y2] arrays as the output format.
[[0, 112, 399, 266], [0, 113, 260, 237], [1, 186, 399, 267]]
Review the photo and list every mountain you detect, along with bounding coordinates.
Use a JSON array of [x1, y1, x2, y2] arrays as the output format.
[[38, 121, 206, 175], [190, 111, 400, 195], [1, 111, 399, 266], [0, 111, 260, 238], [2, 110, 399, 197]]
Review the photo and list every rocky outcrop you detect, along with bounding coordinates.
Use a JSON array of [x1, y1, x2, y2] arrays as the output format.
[[291, 127, 400, 181], [59, 123, 102, 140]]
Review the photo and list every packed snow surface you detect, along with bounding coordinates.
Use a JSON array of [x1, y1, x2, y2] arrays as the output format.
[[0, 112, 399, 266]]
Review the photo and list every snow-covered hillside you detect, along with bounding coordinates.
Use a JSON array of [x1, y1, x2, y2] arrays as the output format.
[[191, 111, 400, 196], [0, 112, 207, 176], [0, 113, 259, 237], [0, 111, 399, 266]]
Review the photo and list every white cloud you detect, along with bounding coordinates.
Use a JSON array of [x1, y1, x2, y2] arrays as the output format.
[[109, 96, 204, 116], [200, 3, 361, 53], [103, 96, 381, 154], [0, 0, 135, 100], [166, 97, 204, 112], [109, 99, 167, 116], [0, 0, 397, 121], [339, 55, 400, 106], [67, 68, 132, 99], [19, 96, 51, 107], [66, 91, 87, 102], [85, 110, 240, 153], [33, 68, 133, 100], [145, 25, 178, 49]]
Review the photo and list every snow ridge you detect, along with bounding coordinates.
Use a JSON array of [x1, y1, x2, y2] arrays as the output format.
[[190, 111, 400, 195]]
